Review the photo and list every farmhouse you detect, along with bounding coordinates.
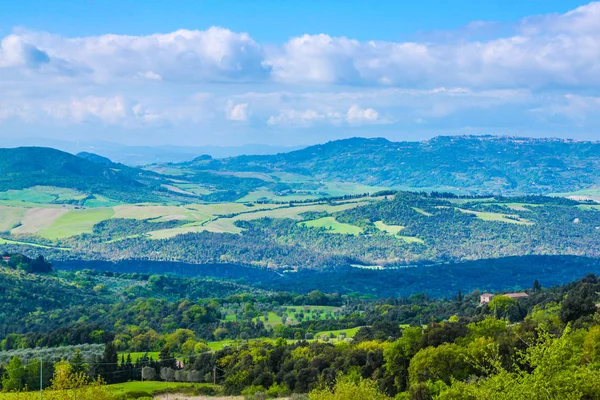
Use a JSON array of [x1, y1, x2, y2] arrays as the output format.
[[480, 292, 529, 305], [480, 293, 494, 304]]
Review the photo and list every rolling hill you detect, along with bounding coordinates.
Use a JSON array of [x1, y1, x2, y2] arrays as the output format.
[[179, 135, 600, 195], [0, 147, 169, 203]]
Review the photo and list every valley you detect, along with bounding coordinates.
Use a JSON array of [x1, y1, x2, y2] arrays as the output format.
[[1, 136, 600, 399]]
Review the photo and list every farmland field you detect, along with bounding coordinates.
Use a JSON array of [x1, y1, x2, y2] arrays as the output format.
[[457, 208, 533, 225], [118, 351, 160, 362], [38, 208, 115, 239], [314, 326, 362, 339], [0, 237, 70, 250], [299, 216, 363, 235], [11, 208, 69, 235], [0, 206, 26, 232], [374, 220, 405, 235], [0, 186, 88, 204]]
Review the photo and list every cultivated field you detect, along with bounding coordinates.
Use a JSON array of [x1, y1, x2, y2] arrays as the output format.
[[299, 216, 363, 235]]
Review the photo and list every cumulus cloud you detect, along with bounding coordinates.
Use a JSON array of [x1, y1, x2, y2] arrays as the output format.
[[346, 105, 379, 123], [4, 27, 268, 82], [0, 35, 50, 68], [1, 3, 600, 141], [1, 3, 599, 89], [265, 2, 600, 89], [226, 100, 249, 121]]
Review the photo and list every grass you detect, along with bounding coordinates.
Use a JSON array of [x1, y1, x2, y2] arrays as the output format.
[[238, 190, 319, 203], [11, 208, 69, 235], [398, 236, 425, 244], [112, 205, 207, 221], [118, 351, 160, 362], [322, 182, 388, 197], [457, 208, 533, 225], [0, 382, 213, 399], [170, 183, 213, 195], [495, 203, 539, 211], [0, 237, 70, 250], [38, 208, 115, 239], [299, 217, 363, 235], [0, 186, 88, 204], [207, 339, 237, 351], [314, 327, 362, 339], [374, 220, 405, 235], [0, 206, 27, 232], [578, 204, 600, 211], [412, 207, 433, 216], [552, 188, 600, 202], [108, 381, 211, 396], [196, 201, 369, 235], [83, 195, 121, 208]]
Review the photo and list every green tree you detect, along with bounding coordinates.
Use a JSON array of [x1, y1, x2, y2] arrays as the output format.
[[2, 356, 25, 392]]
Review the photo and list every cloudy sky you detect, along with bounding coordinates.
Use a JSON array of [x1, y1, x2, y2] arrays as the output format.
[[1, 0, 599, 147]]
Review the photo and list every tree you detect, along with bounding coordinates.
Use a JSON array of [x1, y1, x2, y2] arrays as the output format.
[[25, 359, 42, 391], [408, 343, 471, 386], [142, 366, 156, 381], [71, 350, 87, 374], [308, 372, 390, 400], [488, 295, 517, 320], [560, 284, 598, 323], [2, 356, 25, 392], [532, 280, 542, 292], [160, 367, 175, 382]]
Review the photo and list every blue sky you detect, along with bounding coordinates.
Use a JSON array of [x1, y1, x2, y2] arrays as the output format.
[[0, 0, 599, 147]]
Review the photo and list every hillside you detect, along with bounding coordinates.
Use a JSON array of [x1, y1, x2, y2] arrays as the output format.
[[180, 135, 600, 194], [0, 147, 170, 203]]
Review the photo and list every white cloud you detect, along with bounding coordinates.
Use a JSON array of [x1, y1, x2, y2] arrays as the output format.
[[1, 3, 600, 142], [265, 3, 600, 89], [0, 34, 49, 68], [5, 27, 268, 82], [226, 100, 249, 121], [267, 109, 325, 126], [139, 71, 162, 80], [346, 105, 379, 123]]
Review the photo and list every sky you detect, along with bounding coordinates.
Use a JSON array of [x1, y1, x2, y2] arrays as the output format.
[[0, 0, 599, 147]]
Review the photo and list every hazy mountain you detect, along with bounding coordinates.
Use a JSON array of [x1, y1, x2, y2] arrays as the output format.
[[0, 147, 164, 202], [181, 135, 600, 194], [0, 137, 301, 165]]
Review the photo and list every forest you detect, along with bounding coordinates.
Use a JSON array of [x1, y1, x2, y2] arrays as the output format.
[[0, 268, 599, 399]]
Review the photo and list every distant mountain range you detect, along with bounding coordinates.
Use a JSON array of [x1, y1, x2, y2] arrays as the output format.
[[0, 137, 301, 165], [0, 147, 167, 203], [181, 135, 600, 195], [1, 135, 599, 200]]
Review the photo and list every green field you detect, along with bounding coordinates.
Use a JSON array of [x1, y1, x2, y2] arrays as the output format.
[[412, 207, 433, 216], [374, 220, 405, 235], [0, 186, 88, 204], [0, 206, 26, 232], [0, 237, 70, 250], [398, 236, 425, 244], [552, 188, 600, 202], [38, 208, 115, 239], [457, 208, 533, 225], [11, 207, 68, 235], [299, 216, 363, 235], [314, 326, 362, 339], [578, 204, 600, 211], [118, 351, 160, 362], [108, 381, 202, 396]]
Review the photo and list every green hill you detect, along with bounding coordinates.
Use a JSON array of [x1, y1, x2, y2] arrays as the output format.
[[180, 136, 600, 194], [0, 147, 165, 203]]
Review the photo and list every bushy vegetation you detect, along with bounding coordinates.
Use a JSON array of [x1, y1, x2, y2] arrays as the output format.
[[1, 274, 599, 398]]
